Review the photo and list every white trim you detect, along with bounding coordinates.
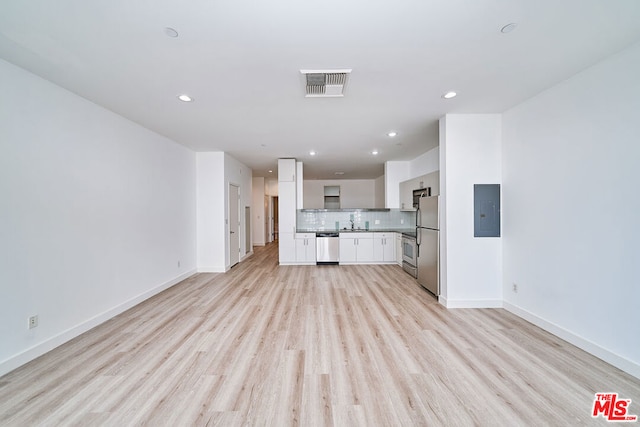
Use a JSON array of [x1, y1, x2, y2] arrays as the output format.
[[504, 302, 640, 379], [439, 296, 503, 308], [0, 270, 197, 377]]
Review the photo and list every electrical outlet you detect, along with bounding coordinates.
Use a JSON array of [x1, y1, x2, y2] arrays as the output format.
[[400, 219, 404, 224], [374, 220, 380, 225], [28, 315, 38, 329], [512, 283, 518, 293], [178, 260, 181, 268]]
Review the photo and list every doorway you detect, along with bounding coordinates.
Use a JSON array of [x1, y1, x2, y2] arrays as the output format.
[[272, 196, 279, 241], [245, 206, 251, 254], [229, 184, 240, 267], [264, 195, 269, 243]]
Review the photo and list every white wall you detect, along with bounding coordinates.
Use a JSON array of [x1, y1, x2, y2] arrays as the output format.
[[196, 152, 226, 272], [385, 146, 440, 209], [409, 146, 439, 178], [252, 177, 266, 246], [224, 153, 253, 264], [303, 179, 377, 208], [439, 114, 502, 308], [196, 153, 252, 271], [0, 59, 197, 376], [265, 178, 278, 196], [384, 161, 410, 208], [501, 41, 640, 377]]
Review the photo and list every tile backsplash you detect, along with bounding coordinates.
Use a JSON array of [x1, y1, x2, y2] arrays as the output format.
[[297, 209, 415, 231]]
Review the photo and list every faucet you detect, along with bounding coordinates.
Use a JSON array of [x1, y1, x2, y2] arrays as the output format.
[[350, 219, 354, 230]]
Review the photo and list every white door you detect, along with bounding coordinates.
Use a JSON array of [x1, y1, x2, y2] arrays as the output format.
[[229, 184, 240, 267]]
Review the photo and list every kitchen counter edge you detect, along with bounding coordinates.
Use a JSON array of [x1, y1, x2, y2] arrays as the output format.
[[297, 228, 415, 237]]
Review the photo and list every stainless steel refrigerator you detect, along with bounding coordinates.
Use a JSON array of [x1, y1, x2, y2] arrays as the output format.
[[416, 196, 439, 296]]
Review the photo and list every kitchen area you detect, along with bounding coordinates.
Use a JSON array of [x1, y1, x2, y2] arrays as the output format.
[[277, 158, 441, 297]]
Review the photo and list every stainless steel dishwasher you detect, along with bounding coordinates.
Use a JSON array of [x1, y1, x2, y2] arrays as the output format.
[[316, 232, 339, 264]]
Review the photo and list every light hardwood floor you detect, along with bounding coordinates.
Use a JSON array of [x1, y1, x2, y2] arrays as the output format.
[[1, 242, 638, 426]]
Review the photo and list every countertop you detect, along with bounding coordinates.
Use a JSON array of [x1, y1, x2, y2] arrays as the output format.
[[297, 228, 416, 237]]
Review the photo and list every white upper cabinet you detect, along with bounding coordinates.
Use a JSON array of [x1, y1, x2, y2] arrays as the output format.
[[278, 159, 296, 182]]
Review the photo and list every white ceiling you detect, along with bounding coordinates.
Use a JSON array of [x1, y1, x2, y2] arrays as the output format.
[[2, 1, 640, 179]]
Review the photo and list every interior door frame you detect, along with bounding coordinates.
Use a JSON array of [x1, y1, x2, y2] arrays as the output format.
[[228, 183, 240, 268]]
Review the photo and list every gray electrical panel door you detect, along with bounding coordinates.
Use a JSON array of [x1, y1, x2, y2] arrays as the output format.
[[474, 184, 500, 237]]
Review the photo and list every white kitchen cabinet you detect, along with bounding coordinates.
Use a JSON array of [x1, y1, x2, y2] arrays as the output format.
[[295, 233, 316, 264], [278, 158, 296, 182], [373, 232, 396, 263], [278, 161, 297, 264], [339, 236, 357, 263], [396, 233, 403, 266], [278, 181, 296, 235], [399, 180, 414, 211], [296, 162, 304, 209], [339, 232, 374, 264], [279, 232, 296, 264], [357, 237, 375, 263]]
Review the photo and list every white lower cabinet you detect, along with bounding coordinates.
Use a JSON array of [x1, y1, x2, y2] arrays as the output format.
[[279, 232, 296, 264], [339, 233, 374, 264], [339, 237, 357, 263], [295, 233, 316, 264], [373, 232, 396, 263]]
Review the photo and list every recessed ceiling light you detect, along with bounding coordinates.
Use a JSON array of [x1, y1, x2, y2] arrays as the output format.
[[334, 171, 345, 175], [309, 150, 317, 156], [372, 150, 379, 155], [442, 91, 457, 99], [387, 131, 397, 137], [268, 170, 273, 173], [501, 23, 518, 34], [178, 94, 193, 102], [164, 27, 179, 38]]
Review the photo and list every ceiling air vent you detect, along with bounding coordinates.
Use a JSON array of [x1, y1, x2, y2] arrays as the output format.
[[300, 69, 352, 97]]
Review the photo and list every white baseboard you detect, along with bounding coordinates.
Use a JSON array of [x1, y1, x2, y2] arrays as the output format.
[[503, 301, 640, 379], [0, 269, 197, 378], [439, 296, 503, 308], [197, 266, 226, 273]]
